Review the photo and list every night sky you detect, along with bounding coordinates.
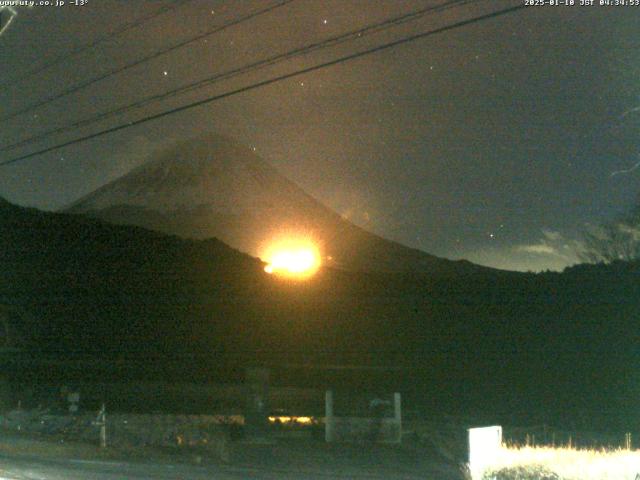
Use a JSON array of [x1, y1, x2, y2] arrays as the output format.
[[1, 0, 639, 272]]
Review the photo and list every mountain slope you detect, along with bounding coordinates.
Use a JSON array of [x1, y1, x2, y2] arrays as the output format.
[[65, 133, 484, 275], [2, 196, 640, 429]]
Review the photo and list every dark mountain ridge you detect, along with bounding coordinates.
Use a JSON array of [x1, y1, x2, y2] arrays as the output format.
[[2, 197, 639, 429]]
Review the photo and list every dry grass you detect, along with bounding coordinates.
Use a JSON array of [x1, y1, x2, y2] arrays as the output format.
[[0, 430, 227, 465], [482, 445, 640, 480]]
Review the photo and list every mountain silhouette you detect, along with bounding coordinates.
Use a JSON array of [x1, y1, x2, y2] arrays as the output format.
[[66, 134, 486, 275]]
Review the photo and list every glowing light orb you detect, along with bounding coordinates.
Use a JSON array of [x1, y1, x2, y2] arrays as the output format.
[[262, 237, 321, 279]]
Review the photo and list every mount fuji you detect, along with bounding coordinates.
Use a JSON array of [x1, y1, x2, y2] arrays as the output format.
[[66, 133, 484, 275]]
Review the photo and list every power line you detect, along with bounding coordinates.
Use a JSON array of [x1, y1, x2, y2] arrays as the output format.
[[1, 0, 476, 153], [0, 3, 526, 168], [0, 0, 295, 124], [0, 0, 193, 88]]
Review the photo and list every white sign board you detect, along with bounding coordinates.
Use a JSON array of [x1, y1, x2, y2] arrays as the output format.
[[468, 425, 502, 480]]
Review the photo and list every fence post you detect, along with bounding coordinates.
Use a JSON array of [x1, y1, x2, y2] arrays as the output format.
[[93, 403, 107, 448], [393, 392, 402, 444], [100, 404, 107, 448], [325, 390, 334, 443]]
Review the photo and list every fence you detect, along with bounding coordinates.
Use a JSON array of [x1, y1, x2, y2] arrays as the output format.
[[324, 390, 401, 444], [0, 407, 230, 461]]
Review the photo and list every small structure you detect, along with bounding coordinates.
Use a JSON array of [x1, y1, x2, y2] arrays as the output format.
[[325, 390, 401, 444]]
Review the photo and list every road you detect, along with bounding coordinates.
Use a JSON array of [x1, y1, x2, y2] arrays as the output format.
[[0, 452, 446, 480]]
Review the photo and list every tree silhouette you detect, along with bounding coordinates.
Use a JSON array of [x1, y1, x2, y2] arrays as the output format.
[[580, 197, 640, 263]]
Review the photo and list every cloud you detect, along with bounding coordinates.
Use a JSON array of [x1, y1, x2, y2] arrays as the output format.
[[461, 246, 572, 273], [542, 229, 562, 241], [516, 229, 587, 261], [511, 228, 575, 259], [517, 243, 559, 256], [461, 229, 585, 272], [617, 223, 640, 241]]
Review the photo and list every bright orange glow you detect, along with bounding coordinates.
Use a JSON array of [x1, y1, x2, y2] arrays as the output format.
[[294, 416, 313, 424], [268, 415, 315, 425], [262, 237, 321, 279]]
